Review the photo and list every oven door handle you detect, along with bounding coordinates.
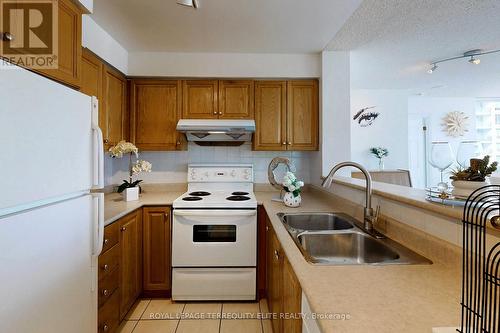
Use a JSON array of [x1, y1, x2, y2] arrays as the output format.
[[174, 210, 257, 217]]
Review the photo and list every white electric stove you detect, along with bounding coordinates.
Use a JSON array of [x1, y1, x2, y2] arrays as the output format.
[[172, 164, 257, 301]]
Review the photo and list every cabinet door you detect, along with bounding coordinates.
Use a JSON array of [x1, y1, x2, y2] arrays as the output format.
[[81, 48, 104, 128], [218, 80, 254, 119], [143, 207, 171, 293], [130, 80, 183, 151], [287, 80, 319, 151], [119, 210, 142, 318], [37, 0, 82, 88], [182, 80, 218, 119], [266, 220, 283, 333], [282, 256, 302, 333], [103, 66, 127, 147], [253, 81, 287, 151]]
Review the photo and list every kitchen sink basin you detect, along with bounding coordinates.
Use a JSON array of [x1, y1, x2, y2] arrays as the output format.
[[298, 232, 400, 264], [278, 212, 432, 266], [277, 212, 355, 231]]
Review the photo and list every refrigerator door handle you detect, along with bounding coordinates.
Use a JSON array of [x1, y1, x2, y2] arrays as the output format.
[[91, 97, 104, 190], [92, 192, 105, 257]]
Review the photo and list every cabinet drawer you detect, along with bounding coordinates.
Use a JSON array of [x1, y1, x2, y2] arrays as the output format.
[[103, 222, 119, 253], [98, 291, 120, 333], [98, 244, 119, 280], [98, 267, 119, 308]]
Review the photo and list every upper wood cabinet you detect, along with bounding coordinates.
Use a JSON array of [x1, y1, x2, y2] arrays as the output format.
[[130, 80, 184, 151], [143, 207, 171, 294], [81, 48, 102, 99], [103, 66, 127, 147], [36, 0, 82, 88], [287, 80, 319, 151], [253, 81, 287, 151], [182, 80, 218, 119], [119, 210, 142, 318], [218, 80, 254, 119], [182, 80, 255, 119], [253, 79, 318, 151]]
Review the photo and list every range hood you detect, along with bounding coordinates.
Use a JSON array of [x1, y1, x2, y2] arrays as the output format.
[[176, 119, 255, 146]]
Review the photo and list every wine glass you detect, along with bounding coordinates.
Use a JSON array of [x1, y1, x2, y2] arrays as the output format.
[[456, 140, 483, 168], [429, 141, 454, 190]]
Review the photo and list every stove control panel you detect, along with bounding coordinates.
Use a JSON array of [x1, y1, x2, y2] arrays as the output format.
[[188, 164, 254, 182]]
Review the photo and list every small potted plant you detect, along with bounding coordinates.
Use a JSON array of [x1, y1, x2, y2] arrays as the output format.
[[282, 172, 304, 208], [370, 147, 389, 170], [109, 141, 152, 202], [450, 155, 498, 198]]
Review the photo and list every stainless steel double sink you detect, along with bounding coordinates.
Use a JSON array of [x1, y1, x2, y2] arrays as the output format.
[[277, 212, 432, 265]]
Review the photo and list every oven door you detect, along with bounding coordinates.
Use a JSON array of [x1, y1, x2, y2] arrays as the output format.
[[172, 209, 257, 267]]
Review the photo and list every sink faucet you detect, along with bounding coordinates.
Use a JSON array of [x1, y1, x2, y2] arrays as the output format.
[[321, 161, 378, 233]]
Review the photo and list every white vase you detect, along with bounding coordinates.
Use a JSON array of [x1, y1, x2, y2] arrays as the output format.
[[122, 187, 139, 202], [283, 192, 301, 208], [451, 180, 489, 199]]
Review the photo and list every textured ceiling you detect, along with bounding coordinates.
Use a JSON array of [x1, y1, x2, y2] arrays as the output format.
[[327, 0, 500, 97], [90, 0, 362, 53]]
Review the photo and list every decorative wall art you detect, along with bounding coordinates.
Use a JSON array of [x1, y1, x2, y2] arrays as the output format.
[[442, 111, 469, 137], [353, 106, 379, 127]]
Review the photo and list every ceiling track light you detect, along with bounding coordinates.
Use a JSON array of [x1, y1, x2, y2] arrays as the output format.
[[177, 0, 198, 9], [426, 48, 500, 74]]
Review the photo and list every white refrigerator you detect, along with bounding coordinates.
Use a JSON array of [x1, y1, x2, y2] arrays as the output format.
[[0, 66, 105, 333]]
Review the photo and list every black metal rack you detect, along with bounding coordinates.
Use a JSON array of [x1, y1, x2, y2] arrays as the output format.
[[458, 185, 500, 333]]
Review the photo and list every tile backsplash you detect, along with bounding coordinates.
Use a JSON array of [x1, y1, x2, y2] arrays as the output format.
[[105, 143, 312, 186]]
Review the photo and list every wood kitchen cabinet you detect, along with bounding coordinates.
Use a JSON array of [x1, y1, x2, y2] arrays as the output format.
[[130, 80, 185, 151], [218, 80, 254, 119], [266, 218, 302, 333], [118, 210, 143, 319], [267, 219, 284, 333], [36, 0, 82, 88], [253, 81, 287, 151], [142, 207, 172, 295], [182, 79, 255, 119], [102, 66, 128, 147], [253, 79, 318, 151], [182, 80, 219, 119]]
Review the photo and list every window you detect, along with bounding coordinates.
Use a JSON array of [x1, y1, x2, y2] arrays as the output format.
[[476, 101, 500, 162]]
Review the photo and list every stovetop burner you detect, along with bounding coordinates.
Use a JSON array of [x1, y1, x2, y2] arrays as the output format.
[[231, 191, 249, 196], [226, 195, 251, 201], [182, 196, 203, 201], [189, 191, 211, 196]]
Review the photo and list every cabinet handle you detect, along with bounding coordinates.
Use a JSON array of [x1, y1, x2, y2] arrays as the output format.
[[102, 289, 109, 296], [218, 111, 223, 115], [266, 225, 269, 231], [2, 32, 13, 41], [120, 226, 126, 232], [103, 238, 109, 245], [176, 141, 180, 145], [282, 142, 286, 145], [287, 142, 292, 145], [104, 139, 109, 144], [274, 249, 280, 260], [103, 324, 109, 332], [213, 111, 218, 115], [103, 264, 109, 271]]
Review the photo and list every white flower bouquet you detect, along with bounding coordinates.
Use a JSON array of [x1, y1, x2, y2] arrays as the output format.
[[282, 172, 304, 198], [109, 141, 152, 193]]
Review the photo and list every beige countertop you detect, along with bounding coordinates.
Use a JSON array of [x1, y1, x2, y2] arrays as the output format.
[[104, 189, 461, 333]]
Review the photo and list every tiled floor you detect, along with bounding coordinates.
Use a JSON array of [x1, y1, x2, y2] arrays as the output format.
[[117, 298, 273, 333]]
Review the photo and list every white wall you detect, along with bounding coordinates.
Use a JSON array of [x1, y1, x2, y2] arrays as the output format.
[[106, 143, 312, 186], [350, 89, 409, 171], [317, 51, 351, 180], [82, 16, 128, 74], [408, 96, 477, 188], [127, 52, 320, 78]]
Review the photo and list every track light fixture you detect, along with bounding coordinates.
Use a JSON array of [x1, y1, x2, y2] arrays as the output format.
[[177, 0, 198, 9], [426, 48, 500, 74]]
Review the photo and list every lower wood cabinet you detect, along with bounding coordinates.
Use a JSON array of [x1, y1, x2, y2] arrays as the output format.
[[266, 217, 302, 333], [143, 206, 172, 294], [119, 210, 143, 318]]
